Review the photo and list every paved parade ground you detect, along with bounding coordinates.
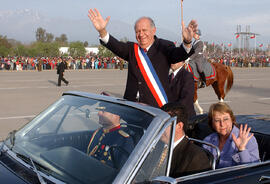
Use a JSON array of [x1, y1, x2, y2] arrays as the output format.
[[0, 67, 270, 140]]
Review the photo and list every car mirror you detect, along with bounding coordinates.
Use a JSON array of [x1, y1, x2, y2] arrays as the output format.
[[150, 176, 177, 184]]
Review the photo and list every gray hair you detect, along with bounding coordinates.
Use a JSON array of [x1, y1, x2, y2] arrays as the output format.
[[134, 16, 156, 30]]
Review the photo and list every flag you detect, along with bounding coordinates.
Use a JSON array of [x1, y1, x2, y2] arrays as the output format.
[[259, 44, 263, 47], [236, 34, 240, 39], [212, 42, 215, 46], [250, 35, 255, 39], [228, 43, 232, 47]]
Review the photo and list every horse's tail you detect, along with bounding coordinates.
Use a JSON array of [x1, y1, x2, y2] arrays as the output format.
[[225, 66, 234, 94]]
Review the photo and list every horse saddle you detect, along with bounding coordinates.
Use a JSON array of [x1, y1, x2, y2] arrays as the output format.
[[185, 59, 216, 82]]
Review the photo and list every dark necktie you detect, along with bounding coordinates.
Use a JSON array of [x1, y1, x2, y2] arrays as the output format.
[[143, 48, 147, 54], [169, 73, 174, 83]]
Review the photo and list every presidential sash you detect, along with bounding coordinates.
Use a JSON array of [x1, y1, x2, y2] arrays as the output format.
[[134, 43, 168, 107]]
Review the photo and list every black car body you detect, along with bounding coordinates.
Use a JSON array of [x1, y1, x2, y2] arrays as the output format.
[[0, 91, 270, 184]]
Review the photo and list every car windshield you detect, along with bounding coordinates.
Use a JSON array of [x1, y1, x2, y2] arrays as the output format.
[[5, 95, 154, 184]]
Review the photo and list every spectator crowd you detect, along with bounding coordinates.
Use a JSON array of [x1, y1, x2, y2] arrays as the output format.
[[0, 54, 270, 71], [0, 55, 128, 71], [208, 55, 270, 68]]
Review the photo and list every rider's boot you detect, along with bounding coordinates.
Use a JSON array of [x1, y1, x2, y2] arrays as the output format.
[[199, 72, 206, 88]]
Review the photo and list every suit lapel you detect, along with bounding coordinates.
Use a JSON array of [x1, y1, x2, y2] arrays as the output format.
[[147, 36, 158, 59]]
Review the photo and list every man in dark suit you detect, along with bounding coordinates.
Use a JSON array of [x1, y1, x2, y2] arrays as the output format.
[[169, 62, 196, 119], [88, 8, 197, 107], [189, 29, 206, 88], [161, 102, 211, 178], [57, 59, 69, 87]]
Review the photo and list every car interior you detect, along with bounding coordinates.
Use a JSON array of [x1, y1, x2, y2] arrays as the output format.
[[29, 122, 145, 160], [26, 125, 144, 184]]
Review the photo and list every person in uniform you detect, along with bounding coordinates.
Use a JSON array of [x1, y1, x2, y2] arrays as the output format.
[[57, 58, 69, 87], [189, 29, 207, 88], [87, 104, 134, 169]]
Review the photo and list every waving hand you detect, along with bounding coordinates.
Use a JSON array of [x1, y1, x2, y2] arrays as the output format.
[[182, 20, 198, 46], [232, 124, 254, 151], [88, 8, 110, 37]]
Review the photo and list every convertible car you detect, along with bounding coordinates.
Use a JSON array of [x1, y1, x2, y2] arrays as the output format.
[[0, 91, 270, 184]]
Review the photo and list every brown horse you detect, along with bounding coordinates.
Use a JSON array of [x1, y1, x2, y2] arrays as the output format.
[[191, 62, 234, 114]]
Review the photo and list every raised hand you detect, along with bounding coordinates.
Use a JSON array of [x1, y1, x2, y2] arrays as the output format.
[[88, 8, 110, 37], [182, 20, 198, 45], [232, 124, 254, 151]]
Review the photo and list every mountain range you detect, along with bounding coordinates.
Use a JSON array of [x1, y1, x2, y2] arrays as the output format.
[[0, 9, 182, 45]]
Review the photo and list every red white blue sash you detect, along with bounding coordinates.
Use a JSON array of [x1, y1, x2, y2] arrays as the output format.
[[134, 43, 168, 107]]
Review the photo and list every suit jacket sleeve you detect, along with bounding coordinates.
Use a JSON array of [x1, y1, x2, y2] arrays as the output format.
[[100, 35, 132, 61], [166, 43, 195, 64]]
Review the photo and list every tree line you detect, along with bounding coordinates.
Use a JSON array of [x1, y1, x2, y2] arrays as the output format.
[[0, 27, 114, 58]]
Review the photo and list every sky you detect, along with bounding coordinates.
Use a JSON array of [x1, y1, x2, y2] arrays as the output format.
[[1, 0, 270, 48]]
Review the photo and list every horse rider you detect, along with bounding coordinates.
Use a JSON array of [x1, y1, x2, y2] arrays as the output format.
[[189, 29, 206, 88]]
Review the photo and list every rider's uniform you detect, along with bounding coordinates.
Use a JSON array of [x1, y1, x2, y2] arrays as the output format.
[[189, 39, 205, 73]]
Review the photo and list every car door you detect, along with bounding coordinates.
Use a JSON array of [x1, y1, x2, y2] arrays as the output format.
[[175, 161, 270, 184], [128, 117, 177, 183]]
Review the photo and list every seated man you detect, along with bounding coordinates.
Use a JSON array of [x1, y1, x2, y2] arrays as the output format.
[[87, 103, 135, 169], [161, 102, 211, 177]]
